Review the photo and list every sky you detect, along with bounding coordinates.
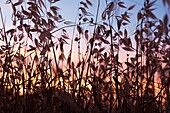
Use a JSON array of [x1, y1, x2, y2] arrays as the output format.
[[58, 0, 166, 21], [0, 0, 167, 63], [0, 0, 166, 28], [0, 0, 166, 36], [0, 0, 168, 96]]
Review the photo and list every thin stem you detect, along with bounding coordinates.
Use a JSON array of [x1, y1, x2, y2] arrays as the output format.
[[0, 7, 8, 44], [85, 0, 100, 86], [84, 0, 100, 110], [51, 22, 89, 34]]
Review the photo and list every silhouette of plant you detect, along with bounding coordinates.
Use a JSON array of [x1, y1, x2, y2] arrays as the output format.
[[0, 0, 169, 113]]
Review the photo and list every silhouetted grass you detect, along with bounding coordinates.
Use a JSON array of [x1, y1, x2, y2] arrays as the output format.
[[0, 0, 169, 113]]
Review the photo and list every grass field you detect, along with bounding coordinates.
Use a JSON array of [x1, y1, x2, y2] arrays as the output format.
[[0, 0, 169, 113]]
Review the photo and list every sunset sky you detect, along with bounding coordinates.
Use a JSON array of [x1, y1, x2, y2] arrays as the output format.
[[0, 0, 168, 101], [0, 0, 167, 63]]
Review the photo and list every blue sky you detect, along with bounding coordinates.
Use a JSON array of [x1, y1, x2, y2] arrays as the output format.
[[0, 0, 166, 30], [0, 0, 167, 60], [51, 0, 166, 41], [58, 0, 166, 22]]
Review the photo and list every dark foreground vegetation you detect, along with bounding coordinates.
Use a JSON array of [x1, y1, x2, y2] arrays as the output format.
[[0, 0, 169, 113]]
